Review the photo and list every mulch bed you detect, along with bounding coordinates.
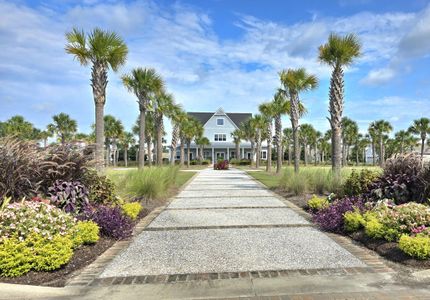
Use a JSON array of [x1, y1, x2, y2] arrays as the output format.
[[0, 237, 115, 287]]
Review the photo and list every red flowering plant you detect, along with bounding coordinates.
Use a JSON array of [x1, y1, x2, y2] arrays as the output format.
[[214, 160, 229, 170]]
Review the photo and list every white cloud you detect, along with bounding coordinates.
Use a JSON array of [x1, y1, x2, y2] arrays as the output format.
[[361, 67, 396, 85]]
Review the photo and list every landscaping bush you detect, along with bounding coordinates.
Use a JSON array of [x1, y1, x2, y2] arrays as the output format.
[[69, 220, 99, 248], [344, 169, 380, 196], [48, 180, 90, 213], [122, 202, 143, 220], [343, 209, 365, 232], [214, 160, 229, 170], [121, 166, 179, 200], [312, 196, 366, 233], [280, 168, 307, 195], [0, 200, 75, 242], [399, 235, 430, 260], [0, 137, 49, 200], [82, 170, 117, 205], [86, 205, 133, 240], [307, 195, 329, 212], [238, 159, 251, 166], [368, 154, 429, 204], [0, 233, 74, 277]]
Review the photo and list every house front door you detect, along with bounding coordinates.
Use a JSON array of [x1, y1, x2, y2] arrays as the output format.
[[216, 152, 225, 160]]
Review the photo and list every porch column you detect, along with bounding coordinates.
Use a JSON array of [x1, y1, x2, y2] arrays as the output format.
[[227, 147, 229, 160], [212, 147, 215, 164], [241, 147, 245, 159]]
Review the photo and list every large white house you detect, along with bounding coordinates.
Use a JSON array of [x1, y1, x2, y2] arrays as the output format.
[[176, 108, 268, 163]]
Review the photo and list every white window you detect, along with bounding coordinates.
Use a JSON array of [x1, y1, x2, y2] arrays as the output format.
[[216, 118, 224, 126], [261, 150, 267, 159], [214, 134, 226, 141]]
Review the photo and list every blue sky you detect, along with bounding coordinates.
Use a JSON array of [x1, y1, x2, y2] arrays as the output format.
[[1, 0, 430, 138]]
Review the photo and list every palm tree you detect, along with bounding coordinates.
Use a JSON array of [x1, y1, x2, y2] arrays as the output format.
[[280, 68, 317, 173], [341, 117, 358, 165], [38, 130, 52, 148], [66, 28, 128, 170], [122, 68, 164, 168], [169, 106, 185, 165], [394, 130, 411, 154], [250, 114, 267, 169], [299, 124, 316, 166], [153, 91, 175, 165], [409, 117, 430, 159], [195, 136, 210, 163], [104, 115, 124, 167], [368, 123, 378, 165], [2, 115, 37, 140], [319, 131, 331, 164], [181, 117, 203, 168], [231, 129, 243, 161], [120, 132, 135, 167], [259, 102, 275, 172], [312, 131, 322, 166], [240, 119, 257, 166], [373, 120, 393, 166], [283, 128, 293, 165], [47, 113, 77, 145], [318, 33, 361, 175]]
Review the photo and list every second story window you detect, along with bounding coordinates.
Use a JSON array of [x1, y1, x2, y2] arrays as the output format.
[[214, 134, 226, 141], [216, 118, 224, 126]]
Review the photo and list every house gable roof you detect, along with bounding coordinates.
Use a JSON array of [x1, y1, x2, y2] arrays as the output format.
[[188, 110, 252, 128]]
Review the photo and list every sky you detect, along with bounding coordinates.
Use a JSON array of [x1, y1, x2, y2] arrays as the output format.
[[1, 0, 430, 139]]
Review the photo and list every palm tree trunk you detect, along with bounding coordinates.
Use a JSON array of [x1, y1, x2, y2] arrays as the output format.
[[314, 145, 318, 166], [421, 138, 425, 159], [180, 137, 185, 166], [236, 142, 240, 161], [187, 141, 191, 168], [256, 130, 261, 169], [266, 121, 273, 172], [147, 139, 152, 166], [95, 102, 105, 171], [156, 118, 163, 165], [372, 141, 376, 166], [199, 145, 203, 163], [379, 137, 384, 166], [170, 124, 179, 165], [275, 114, 283, 173], [288, 144, 292, 165], [250, 140, 255, 167], [112, 140, 117, 167], [304, 144, 308, 166], [138, 110, 146, 169], [329, 65, 344, 176], [124, 147, 128, 167]]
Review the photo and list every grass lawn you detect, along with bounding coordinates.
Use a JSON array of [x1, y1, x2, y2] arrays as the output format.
[[175, 171, 197, 187], [247, 171, 281, 189]]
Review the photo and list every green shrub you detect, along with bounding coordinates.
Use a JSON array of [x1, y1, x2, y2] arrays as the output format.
[[122, 202, 143, 220], [344, 169, 380, 196], [280, 168, 307, 195], [363, 212, 385, 239], [344, 210, 365, 232], [121, 166, 179, 200], [399, 235, 430, 260], [30, 234, 74, 271], [307, 195, 329, 211], [0, 235, 33, 277], [69, 220, 100, 248], [82, 170, 117, 205]]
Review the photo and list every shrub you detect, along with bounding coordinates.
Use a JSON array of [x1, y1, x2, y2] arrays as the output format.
[[0, 200, 75, 242], [69, 220, 99, 248], [399, 235, 430, 260], [0, 235, 33, 277], [368, 154, 429, 204], [313, 197, 365, 233], [82, 170, 117, 205], [344, 209, 365, 232], [238, 159, 251, 166], [120, 167, 179, 200], [307, 195, 329, 212], [344, 169, 380, 196], [0, 137, 49, 199], [86, 205, 134, 240], [214, 160, 229, 170], [0, 233, 74, 277], [122, 202, 143, 220], [48, 180, 89, 213], [364, 213, 385, 239], [280, 169, 307, 195]]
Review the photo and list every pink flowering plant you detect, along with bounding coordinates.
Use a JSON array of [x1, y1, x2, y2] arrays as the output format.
[[0, 200, 76, 243]]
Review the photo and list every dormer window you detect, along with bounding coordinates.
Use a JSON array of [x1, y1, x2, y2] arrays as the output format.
[[216, 118, 224, 126]]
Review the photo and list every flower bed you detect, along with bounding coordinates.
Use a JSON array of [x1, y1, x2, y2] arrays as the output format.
[[214, 160, 229, 170]]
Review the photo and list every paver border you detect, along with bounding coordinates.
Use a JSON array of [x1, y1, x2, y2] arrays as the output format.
[[65, 170, 201, 287]]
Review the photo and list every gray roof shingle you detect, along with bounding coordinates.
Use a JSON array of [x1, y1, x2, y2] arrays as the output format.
[[188, 112, 252, 128]]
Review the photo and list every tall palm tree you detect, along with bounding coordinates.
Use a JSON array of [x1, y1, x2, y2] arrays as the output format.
[[169, 106, 185, 165], [66, 28, 128, 170], [38, 130, 52, 148], [259, 102, 275, 172], [313, 131, 322, 166], [283, 128, 293, 165], [231, 129, 243, 161], [181, 117, 203, 168], [368, 123, 378, 165], [250, 114, 267, 169], [240, 119, 257, 166], [122, 68, 164, 168], [153, 91, 175, 165], [341, 117, 358, 166], [299, 124, 316, 166], [394, 130, 411, 154], [47, 113, 77, 145], [373, 120, 392, 166], [195, 136, 210, 163], [2, 115, 37, 140], [318, 33, 361, 175], [120, 131, 135, 167], [280, 68, 316, 173], [409, 117, 430, 159], [104, 115, 124, 167]]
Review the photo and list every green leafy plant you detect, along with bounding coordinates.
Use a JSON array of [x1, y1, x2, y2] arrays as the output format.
[[399, 235, 430, 260], [307, 195, 329, 211], [82, 170, 117, 205], [69, 220, 100, 248], [344, 169, 380, 196], [122, 202, 143, 220], [48, 180, 89, 213], [30, 233, 74, 271], [0, 235, 34, 277], [343, 209, 365, 232]]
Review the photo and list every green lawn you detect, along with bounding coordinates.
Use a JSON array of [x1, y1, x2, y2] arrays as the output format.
[[247, 171, 281, 189], [175, 171, 197, 187]]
